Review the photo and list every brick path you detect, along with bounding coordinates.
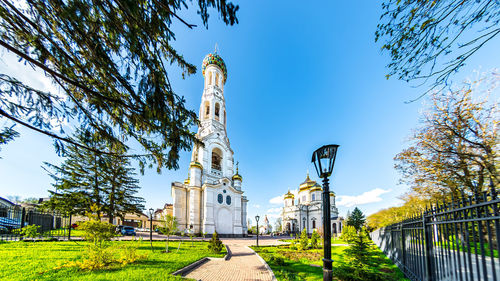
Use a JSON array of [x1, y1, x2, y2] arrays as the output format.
[[184, 237, 286, 281]]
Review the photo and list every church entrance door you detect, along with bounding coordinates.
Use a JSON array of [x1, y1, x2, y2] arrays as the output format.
[[216, 208, 233, 234]]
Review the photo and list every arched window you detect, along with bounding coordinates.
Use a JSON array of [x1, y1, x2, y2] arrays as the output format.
[[216, 73, 220, 86], [302, 218, 306, 230], [204, 101, 210, 120], [312, 194, 315, 201], [217, 194, 223, 204], [208, 72, 213, 85], [226, 195, 231, 205], [211, 148, 222, 171], [312, 220, 316, 229], [215, 103, 220, 121]]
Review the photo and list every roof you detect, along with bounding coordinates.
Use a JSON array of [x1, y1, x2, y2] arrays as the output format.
[[202, 52, 227, 84], [284, 190, 295, 199], [299, 174, 317, 191]]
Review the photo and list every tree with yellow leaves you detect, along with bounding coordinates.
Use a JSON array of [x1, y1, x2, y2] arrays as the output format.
[[395, 74, 499, 201]]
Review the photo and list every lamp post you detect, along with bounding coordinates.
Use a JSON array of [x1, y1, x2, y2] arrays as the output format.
[[255, 215, 260, 247], [148, 208, 154, 250], [312, 144, 339, 281]]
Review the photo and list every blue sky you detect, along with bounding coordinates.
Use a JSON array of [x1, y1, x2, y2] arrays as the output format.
[[1, 1, 499, 227]]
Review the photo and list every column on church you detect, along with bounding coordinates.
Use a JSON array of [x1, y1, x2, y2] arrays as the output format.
[[188, 187, 202, 234], [172, 184, 188, 231], [202, 188, 215, 234], [241, 197, 248, 234]]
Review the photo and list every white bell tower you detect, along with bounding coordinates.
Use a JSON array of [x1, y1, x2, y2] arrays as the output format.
[[189, 51, 234, 185], [171, 50, 248, 237]]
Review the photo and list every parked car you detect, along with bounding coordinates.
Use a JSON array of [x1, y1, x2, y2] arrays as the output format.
[[115, 225, 124, 234], [0, 226, 9, 234], [121, 226, 136, 236]]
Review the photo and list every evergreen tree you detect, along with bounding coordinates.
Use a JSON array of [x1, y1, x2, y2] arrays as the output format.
[[44, 130, 107, 217], [310, 229, 320, 249], [0, 0, 239, 171], [346, 207, 366, 232], [44, 129, 144, 218], [208, 231, 223, 254], [102, 146, 145, 223], [299, 228, 308, 250]]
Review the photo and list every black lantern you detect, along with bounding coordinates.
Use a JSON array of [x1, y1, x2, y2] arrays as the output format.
[[255, 215, 260, 247], [311, 144, 339, 281], [148, 208, 154, 250], [312, 145, 339, 178]]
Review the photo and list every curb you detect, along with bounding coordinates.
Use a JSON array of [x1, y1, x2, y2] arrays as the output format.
[[224, 244, 232, 260], [245, 246, 278, 281], [172, 257, 210, 276]]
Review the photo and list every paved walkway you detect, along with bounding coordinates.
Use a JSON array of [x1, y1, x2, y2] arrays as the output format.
[[184, 237, 287, 281]]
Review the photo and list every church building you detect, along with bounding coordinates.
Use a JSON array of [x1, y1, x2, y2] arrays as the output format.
[[171, 51, 248, 237], [281, 174, 343, 235]]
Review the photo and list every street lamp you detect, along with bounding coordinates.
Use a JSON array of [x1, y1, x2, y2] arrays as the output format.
[[255, 215, 260, 247], [148, 208, 154, 250], [312, 144, 339, 281]]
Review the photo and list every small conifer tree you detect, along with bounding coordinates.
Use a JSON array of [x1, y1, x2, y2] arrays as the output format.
[[310, 229, 320, 249], [208, 231, 223, 254], [299, 228, 308, 250]]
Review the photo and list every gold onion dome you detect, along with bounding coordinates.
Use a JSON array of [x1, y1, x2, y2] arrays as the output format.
[[330, 191, 336, 197], [284, 190, 295, 199], [232, 163, 242, 182], [202, 52, 227, 84], [299, 173, 317, 191], [189, 161, 203, 170], [309, 183, 322, 192]]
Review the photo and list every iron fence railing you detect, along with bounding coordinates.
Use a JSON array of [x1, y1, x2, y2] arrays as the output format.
[[371, 188, 500, 281], [0, 206, 72, 241]]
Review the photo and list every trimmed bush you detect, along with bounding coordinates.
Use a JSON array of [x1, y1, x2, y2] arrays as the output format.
[[208, 231, 223, 254]]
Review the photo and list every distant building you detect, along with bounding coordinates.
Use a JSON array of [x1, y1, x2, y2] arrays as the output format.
[[154, 203, 173, 220], [281, 174, 344, 235], [259, 215, 272, 234]]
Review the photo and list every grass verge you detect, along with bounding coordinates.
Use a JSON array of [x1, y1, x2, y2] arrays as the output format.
[[251, 243, 407, 281], [0, 240, 224, 281]]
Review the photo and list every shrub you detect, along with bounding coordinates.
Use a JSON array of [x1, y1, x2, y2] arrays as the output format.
[[333, 262, 384, 281], [208, 231, 223, 254], [78, 220, 116, 246], [269, 255, 286, 266], [298, 228, 308, 250], [310, 230, 320, 249], [20, 225, 41, 239], [78, 205, 116, 246]]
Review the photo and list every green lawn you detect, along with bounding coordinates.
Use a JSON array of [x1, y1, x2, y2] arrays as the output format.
[[252, 243, 407, 281], [0, 240, 225, 281]]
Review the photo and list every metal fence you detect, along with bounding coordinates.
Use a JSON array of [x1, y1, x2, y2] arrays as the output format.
[[0, 206, 71, 241], [371, 188, 500, 281]]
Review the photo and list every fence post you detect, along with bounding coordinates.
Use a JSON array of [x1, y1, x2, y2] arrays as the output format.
[[68, 214, 72, 241], [422, 211, 434, 281], [19, 207, 26, 241], [401, 223, 406, 269]]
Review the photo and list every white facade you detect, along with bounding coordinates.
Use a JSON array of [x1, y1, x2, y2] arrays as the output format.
[[281, 174, 343, 235], [171, 52, 248, 237]]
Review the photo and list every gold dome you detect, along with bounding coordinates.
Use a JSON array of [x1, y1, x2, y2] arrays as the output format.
[[309, 183, 322, 192], [299, 173, 317, 191], [284, 190, 295, 199]]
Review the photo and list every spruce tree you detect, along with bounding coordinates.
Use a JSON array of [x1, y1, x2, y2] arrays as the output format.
[[44, 129, 144, 219], [347, 207, 366, 232], [0, 0, 239, 171]]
